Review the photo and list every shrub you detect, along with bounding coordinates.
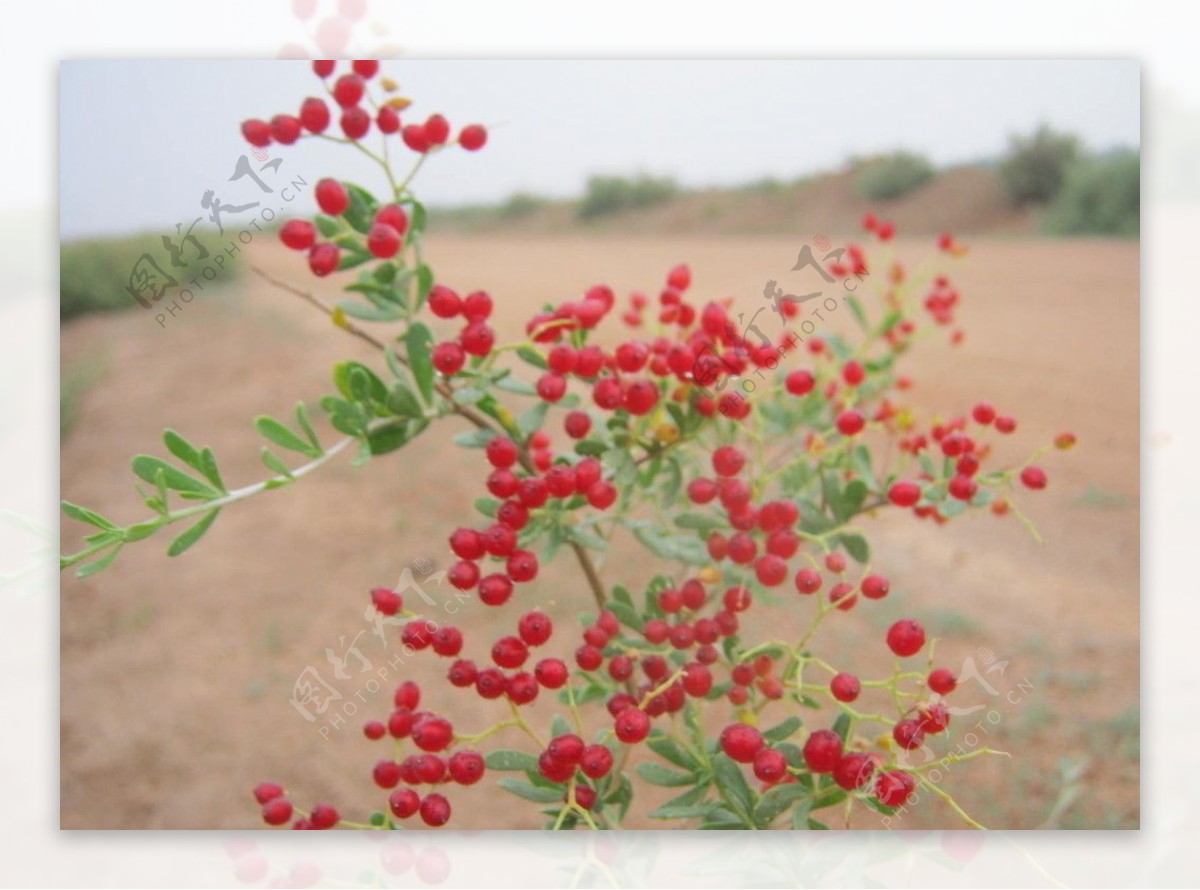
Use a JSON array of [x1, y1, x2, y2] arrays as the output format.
[[855, 152, 935, 201], [499, 192, 545, 219], [1043, 149, 1140, 236], [998, 125, 1080, 206], [577, 174, 679, 220]]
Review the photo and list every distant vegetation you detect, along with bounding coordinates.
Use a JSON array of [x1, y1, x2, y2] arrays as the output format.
[[999, 125, 1081, 206], [1043, 149, 1140, 236], [855, 151, 935, 201], [577, 174, 680, 220]]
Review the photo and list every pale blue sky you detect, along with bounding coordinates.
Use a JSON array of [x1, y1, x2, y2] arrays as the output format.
[[59, 59, 1139, 239]]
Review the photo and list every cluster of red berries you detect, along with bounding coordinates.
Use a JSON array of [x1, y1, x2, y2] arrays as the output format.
[[252, 782, 339, 830], [241, 60, 486, 153], [535, 734, 615, 810]]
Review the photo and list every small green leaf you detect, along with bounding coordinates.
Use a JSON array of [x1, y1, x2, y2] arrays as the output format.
[[499, 778, 563, 803], [754, 783, 808, 827], [632, 526, 710, 566], [845, 294, 869, 330], [76, 543, 123, 578], [199, 448, 227, 493], [167, 509, 221, 557], [832, 712, 852, 743], [516, 345, 548, 370], [130, 456, 219, 498], [647, 735, 701, 770], [61, 501, 117, 530], [255, 416, 319, 457], [711, 754, 757, 824], [163, 429, 203, 472], [454, 427, 496, 449], [314, 214, 341, 238], [673, 513, 729, 533], [763, 716, 803, 744], [260, 448, 294, 479], [637, 762, 697, 787], [333, 361, 388, 405], [367, 419, 427, 456], [485, 750, 539, 772], [294, 403, 322, 455], [335, 299, 405, 322], [404, 323, 436, 404], [517, 401, 550, 438], [386, 382, 423, 419], [493, 374, 537, 396], [342, 182, 380, 234], [414, 264, 434, 312], [837, 533, 870, 563]]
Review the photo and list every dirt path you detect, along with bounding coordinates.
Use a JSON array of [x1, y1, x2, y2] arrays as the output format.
[[60, 235, 1138, 829]]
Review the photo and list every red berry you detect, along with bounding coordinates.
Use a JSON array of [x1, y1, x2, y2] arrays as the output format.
[[518, 611, 553, 646], [475, 667, 507, 698], [447, 659, 477, 687], [431, 626, 463, 657], [830, 672, 861, 702], [428, 285, 461, 318], [802, 729, 843, 773], [492, 636, 529, 669], [299, 97, 331, 133], [836, 410, 865, 436], [412, 717, 453, 752], [506, 671, 539, 705], [461, 322, 495, 356], [447, 559, 479, 591], [363, 720, 386, 740], [613, 708, 651, 744], [547, 734, 585, 766], [449, 527, 485, 561], [537, 373, 567, 402], [462, 290, 493, 321], [307, 242, 340, 277], [712, 445, 745, 477], [753, 748, 788, 783], [459, 124, 488, 151], [794, 568, 822, 595], [394, 680, 420, 710], [564, 411, 591, 439], [995, 415, 1017, 433], [253, 781, 284, 804], [825, 552, 846, 573], [727, 533, 757, 565], [374, 203, 409, 237], [833, 753, 877, 791], [478, 573, 513, 606], [340, 106, 371, 140], [928, 668, 957, 695], [373, 759, 401, 788], [315, 178, 350, 216], [432, 341, 466, 375], [270, 114, 302, 145], [754, 554, 788, 587], [720, 724, 764, 763], [535, 657, 568, 689], [580, 744, 613, 779], [972, 402, 996, 425], [892, 718, 925, 750], [388, 788, 420, 818], [861, 574, 890, 599], [352, 60, 380, 79], [1020, 466, 1047, 490], [376, 105, 400, 134], [537, 750, 575, 783], [785, 369, 816, 396], [886, 619, 926, 657], [642, 618, 669, 644], [312, 60, 336, 78], [370, 586, 402, 616], [262, 798, 293, 825], [575, 645, 603, 671], [332, 74, 365, 107], [419, 793, 451, 827], [875, 770, 916, 807], [241, 119, 272, 147], [506, 549, 539, 582], [310, 804, 340, 830], [888, 481, 922, 507], [279, 219, 316, 251], [586, 480, 617, 510], [485, 437, 518, 468], [723, 585, 752, 612], [623, 379, 659, 415], [842, 361, 865, 386], [948, 474, 977, 501], [682, 662, 713, 697], [448, 750, 485, 785], [387, 709, 414, 739], [402, 124, 431, 153], [424, 113, 450, 145]]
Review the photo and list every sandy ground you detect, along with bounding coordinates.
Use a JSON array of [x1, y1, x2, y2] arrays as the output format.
[[60, 234, 1138, 830]]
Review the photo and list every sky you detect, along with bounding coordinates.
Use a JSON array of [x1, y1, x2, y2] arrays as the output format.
[[59, 59, 1140, 240]]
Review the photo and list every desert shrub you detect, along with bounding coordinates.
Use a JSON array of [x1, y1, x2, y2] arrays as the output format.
[[998, 126, 1080, 206], [855, 152, 935, 201], [499, 192, 545, 219], [1043, 149, 1140, 237], [577, 174, 679, 219]]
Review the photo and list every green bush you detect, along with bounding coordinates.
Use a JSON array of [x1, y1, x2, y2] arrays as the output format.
[[61, 231, 241, 322], [577, 174, 679, 220], [999, 126, 1080, 206], [499, 192, 545, 219], [855, 152, 935, 201], [1043, 150, 1140, 237]]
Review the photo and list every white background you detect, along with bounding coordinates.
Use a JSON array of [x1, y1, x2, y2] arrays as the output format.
[[2, 0, 1193, 886]]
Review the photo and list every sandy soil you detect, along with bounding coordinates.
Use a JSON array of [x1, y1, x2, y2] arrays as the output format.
[[60, 234, 1139, 830]]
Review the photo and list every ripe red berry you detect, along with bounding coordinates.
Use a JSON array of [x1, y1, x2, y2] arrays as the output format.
[[861, 574, 890, 599], [492, 635, 529, 669], [253, 781, 284, 804], [419, 793, 451, 827], [352, 60, 380, 79], [387, 710, 414, 739], [447, 750, 485, 785], [370, 586, 402, 616], [447, 659, 477, 687], [995, 415, 1017, 433], [315, 178, 350, 215], [506, 549, 539, 583], [269, 114, 302, 146], [794, 568, 822, 595], [586, 480, 617, 510], [948, 474, 978, 501], [614, 707, 651, 744], [422, 113, 450, 145], [928, 668, 958, 695], [843, 361, 865, 386], [836, 410, 865, 436], [312, 60, 336, 78], [478, 573, 513, 606], [412, 717, 453, 752], [363, 719, 386, 740], [307, 242, 340, 277], [449, 527, 485, 561], [485, 437, 518, 468], [536, 373, 567, 403], [332, 73, 365, 107], [431, 626, 463, 657], [972, 402, 996, 425], [534, 657, 568, 689], [309, 804, 339, 830], [563, 410, 591, 439], [833, 753, 877, 791], [279, 219, 316, 251], [447, 560, 479, 591], [681, 662, 713, 697], [402, 123, 431, 153], [241, 119, 272, 147], [340, 106, 371, 140], [712, 445, 745, 477], [394, 680, 420, 710], [785, 369, 816, 396], [388, 788, 420, 818], [373, 759, 402, 789], [753, 748, 788, 783], [803, 729, 843, 773], [1020, 466, 1047, 490], [459, 124, 488, 151], [580, 744, 614, 779], [506, 671, 540, 705], [575, 644, 603, 671], [376, 105, 400, 134], [893, 718, 925, 750], [875, 770, 916, 807], [720, 724, 764, 763], [754, 554, 788, 587], [432, 341, 466, 376], [623, 379, 659, 415], [518, 611, 553, 646], [428, 285, 461, 319], [886, 619, 926, 657], [475, 667, 506, 698], [830, 672, 861, 702], [299, 97, 331, 133], [888, 481, 922, 507], [261, 797, 293, 825]]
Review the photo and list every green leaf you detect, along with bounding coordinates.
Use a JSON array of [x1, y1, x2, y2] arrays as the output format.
[[386, 382, 423, 419], [605, 772, 635, 822], [649, 784, 714, 820], [474, 497, 500, 517], [832, 712, 852, 743], [861, 795, 899, 816], [517, 401, 550, 439], [260, 448, 294, 479], [637, 762, 697, 787], [485, 750, 539, 772], [414, 264, 434, 312], [336, 299, 405, 322], [574, 439, 609, 457], [404, 323, 436, 405], [754, 783, 809, 827], [167, 508, 220, 557], [493, 374, 537, 396], [367, 419, 427, 456], [61, 501, 117, 530], [762, 716, 803, 744], [342, 182, 380, 234], [647, 735, 701, 770], [314, 214, 341, 238], [711, 754, 756, 824], [408, 200, 428, 234], [845, 294, 869, 331], [673, 512, 729, 533], [837, 533, 870, 563], [516, 345, 548, 370], [76, 543, 123, 578], [333, 361, 388, 405], [198, 448, 226, 493], [454, 427, 496, 449], [130, 456, 219, 498], [163, 429, 203, 472], [606, 599, 642, 632], [255, 416, 319, 457], [632, 526, 710, 566], [294, 403, 322, 455], [498, 778, 563, 804]]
